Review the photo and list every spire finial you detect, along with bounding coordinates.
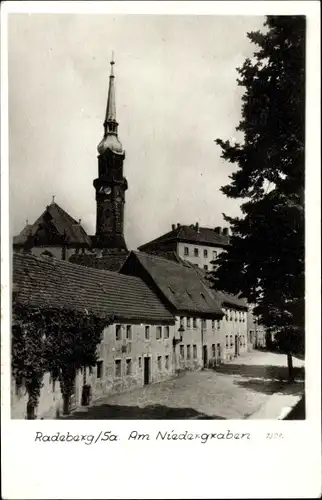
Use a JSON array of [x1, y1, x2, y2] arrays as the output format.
[[52, 195, 55, 204], [110, 51, 115, 76]]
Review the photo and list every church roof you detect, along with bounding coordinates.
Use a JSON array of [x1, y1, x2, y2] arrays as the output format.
[[120, 251, 223, 318], [13, 202, 91, 248], [138, 224, 230, 251], [12, 252, 174, 324]]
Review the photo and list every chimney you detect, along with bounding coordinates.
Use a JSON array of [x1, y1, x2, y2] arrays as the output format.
[[177, 223, 181, 229], [78, 219, 82, 225], [222, 227, 229, 236], [195, 222, 199, 233], [171, 224, 176, 231], [214, 226, 222, 234]]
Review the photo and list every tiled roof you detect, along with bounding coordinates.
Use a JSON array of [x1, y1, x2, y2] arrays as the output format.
[[138, 225, 230, 250], [13, 253, 174, 323], [13, 202, 91, 247], [134, 250, 248, 311], [69, 251, 130, 272], [121, 251, 223, 318], [185, 264, 248, 310]]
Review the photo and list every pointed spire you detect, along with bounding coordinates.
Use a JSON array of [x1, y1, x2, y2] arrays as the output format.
[[105, 54, 117, 124], [97, 54, 124, 155]]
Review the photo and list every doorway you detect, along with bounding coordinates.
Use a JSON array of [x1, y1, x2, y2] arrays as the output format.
[[234, 335, 239, 357], [144, 356, 151, 385], [203, 345, 208, 368], [217, 343, 221, 364]]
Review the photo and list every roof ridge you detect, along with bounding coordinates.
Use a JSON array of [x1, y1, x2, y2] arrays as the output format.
[[136, 250, 192, 269], [49, 202, 79, 225], [15, 252, 146, 284]]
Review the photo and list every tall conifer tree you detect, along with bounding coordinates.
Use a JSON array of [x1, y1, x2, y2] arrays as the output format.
[[211, 16, 305, 378]]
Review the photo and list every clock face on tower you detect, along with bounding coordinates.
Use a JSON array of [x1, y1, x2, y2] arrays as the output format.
[[99, 186, 111, 196]]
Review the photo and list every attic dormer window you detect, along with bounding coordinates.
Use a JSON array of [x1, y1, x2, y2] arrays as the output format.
[[41, 251, 54, 258], [200, 293, 206, 301], [168, 286, 175, 295]]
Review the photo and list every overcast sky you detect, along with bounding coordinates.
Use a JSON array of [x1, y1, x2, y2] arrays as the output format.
[[9, 14, 265, 250]]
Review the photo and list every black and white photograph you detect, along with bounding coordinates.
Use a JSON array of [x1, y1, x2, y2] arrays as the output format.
[[8, 11, 307, 421], [1, 1, 321, 499]]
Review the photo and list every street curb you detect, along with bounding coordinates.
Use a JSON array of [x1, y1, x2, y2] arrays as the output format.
[[277, 394, 304, 419]]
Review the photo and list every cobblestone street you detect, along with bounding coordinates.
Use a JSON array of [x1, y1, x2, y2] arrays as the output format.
[[66, 350, 305, 420]]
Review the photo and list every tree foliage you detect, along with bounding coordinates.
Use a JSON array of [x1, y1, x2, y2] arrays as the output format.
[[211, 16, 305, 366], [12, 304, 112, 418]]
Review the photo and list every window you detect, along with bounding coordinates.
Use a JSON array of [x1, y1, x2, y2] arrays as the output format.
[[212, 344, 216, 357], [126, 359, 132, 376], [194, 248, 199, 257], [164, 326, 170, 339], [96, 360, 103, 379], [41, 250, 54, 258], [229, 310, 232, 321], [145, 325, 150, 340], [156, 326, 162, 340], [186, 317, 191, 328], [193, 318, 197, 329], [213, 250, 217, 259], [115, 359, 121, 377], [115, 324, 122, 341], [217, 343, 221, 360], [230, 335, 233, 347], [157, 356, 162, 371], [193, 345, 197, 359], [180, 317, 185, 328], [217, 320, 221, 330], [184, 246, 189, 256], [138, 357, 142, 369], [187, 345, 191, 360], [165, 355, 169, 370], [225, 335, 228, 348], [204, 249, 208, 258], [126, 325, 132, 340], [204, 265, 208, 270], [211, 320, 215, 329], [201, 319, 206, 329], [243, 335, 246, 347], [180, 345, 184, 359]]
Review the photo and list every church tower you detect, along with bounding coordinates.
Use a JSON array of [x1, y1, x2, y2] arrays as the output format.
[[93, 57, 128, 251]]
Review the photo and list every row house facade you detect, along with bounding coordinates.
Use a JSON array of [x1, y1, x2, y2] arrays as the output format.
[[12, 251, 249, 419], [120, 251, 248, 369], [11, 253, 175, 419]]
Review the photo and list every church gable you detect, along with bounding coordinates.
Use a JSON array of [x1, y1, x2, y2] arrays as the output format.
[[13, 201, 91, 249]]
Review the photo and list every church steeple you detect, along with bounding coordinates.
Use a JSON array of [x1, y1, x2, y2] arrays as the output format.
[[93, 55, 128, 251], [105, 56, 116, 125], [97, 55, 123, 155]]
